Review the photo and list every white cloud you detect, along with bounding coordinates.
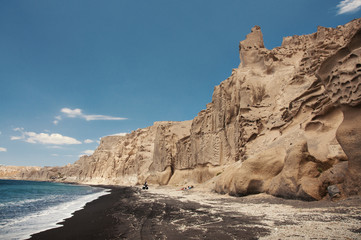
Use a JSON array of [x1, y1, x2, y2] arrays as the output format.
[[0, 147, 7, 152], [26, 132, 81, 145], [11, 128, 25, 140], [54, 108, 126, 124], [110, 132, 128, 136], [51, 154, 59, 157], [83, 150, 94, 155], [10, 136, 24, 140], [61, 108, 83, 118], [84, 139, 94, 144], [79, 149, 94, 157], [337, 0, 361, 14], [11, 128, 81, 145]]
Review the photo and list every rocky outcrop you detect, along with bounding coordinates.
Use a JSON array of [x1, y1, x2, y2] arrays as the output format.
[[215, 146, 286, 196], [6, 18, 361, 201], [0, 165, 41, 179]]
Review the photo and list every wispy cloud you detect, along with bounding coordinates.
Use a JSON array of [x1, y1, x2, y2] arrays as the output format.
[[11, 128, 81, 145], [54, 108, 126, 124], [0, 147, 7, 152], [10, 136, 23, 140], [84, 139, 94, 144], [53, 115, 62, 125], [337, 0, 361, 14]]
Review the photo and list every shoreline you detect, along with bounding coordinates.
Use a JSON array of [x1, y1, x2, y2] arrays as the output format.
[[0, 179, 110, 240], [29, 185, 361, 240], [29, 186, 140, 240]]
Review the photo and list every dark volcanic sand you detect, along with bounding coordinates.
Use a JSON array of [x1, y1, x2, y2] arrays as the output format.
[[29, 186, 269, 240], [29, 186, 361, 240]]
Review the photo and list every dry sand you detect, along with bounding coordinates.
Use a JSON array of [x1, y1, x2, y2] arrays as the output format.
[[147, 186, 361, 239]]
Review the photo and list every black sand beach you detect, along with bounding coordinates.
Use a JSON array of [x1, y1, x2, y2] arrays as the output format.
[[29, 186, 361, 240], [29, 186, 269, 240]]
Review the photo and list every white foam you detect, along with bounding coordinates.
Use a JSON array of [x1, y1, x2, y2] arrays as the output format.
[[0, 195, 61, 208], [0, 188, 110, 240], [0, 198, 41, 208]]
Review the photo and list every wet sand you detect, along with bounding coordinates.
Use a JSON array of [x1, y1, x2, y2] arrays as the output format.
[[29, 186, 361, 240]]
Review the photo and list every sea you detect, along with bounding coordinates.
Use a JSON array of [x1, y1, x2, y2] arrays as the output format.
[[0, 179, 110, 240]]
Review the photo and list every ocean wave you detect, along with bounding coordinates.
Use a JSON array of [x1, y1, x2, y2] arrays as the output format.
[[0, 188, 110, 240], [0, 194, 61, 208]]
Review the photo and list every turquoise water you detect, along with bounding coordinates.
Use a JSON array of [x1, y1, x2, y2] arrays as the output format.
[[0, 179, 109, 240]]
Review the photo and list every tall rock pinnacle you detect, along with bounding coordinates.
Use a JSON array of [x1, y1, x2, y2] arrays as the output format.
[[239, 26, 265, 68]]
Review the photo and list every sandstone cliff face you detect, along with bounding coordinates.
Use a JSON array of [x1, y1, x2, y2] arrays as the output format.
[[8, 18, 361, 201], [214, 19, 361, 200], [317, 27, 361, 195], [22, 121, 192, 186]]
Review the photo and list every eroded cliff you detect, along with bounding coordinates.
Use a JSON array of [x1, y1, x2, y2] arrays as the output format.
[[214, 19, 361, 200], [23, 121, 192, 186], [8, 18, 361, 200]]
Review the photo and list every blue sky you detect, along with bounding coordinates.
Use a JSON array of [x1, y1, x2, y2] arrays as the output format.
[[0, 0, 360, 167]]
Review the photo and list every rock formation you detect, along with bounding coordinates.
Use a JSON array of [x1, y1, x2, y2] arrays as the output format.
[[24, 121, 192, 186], [3, 18, 361, 201], [214, 19, 361, 200], [0, 165, 41, 179]]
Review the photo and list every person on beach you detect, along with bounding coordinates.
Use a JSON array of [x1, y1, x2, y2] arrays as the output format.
[[181, 186, 194, 190]]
